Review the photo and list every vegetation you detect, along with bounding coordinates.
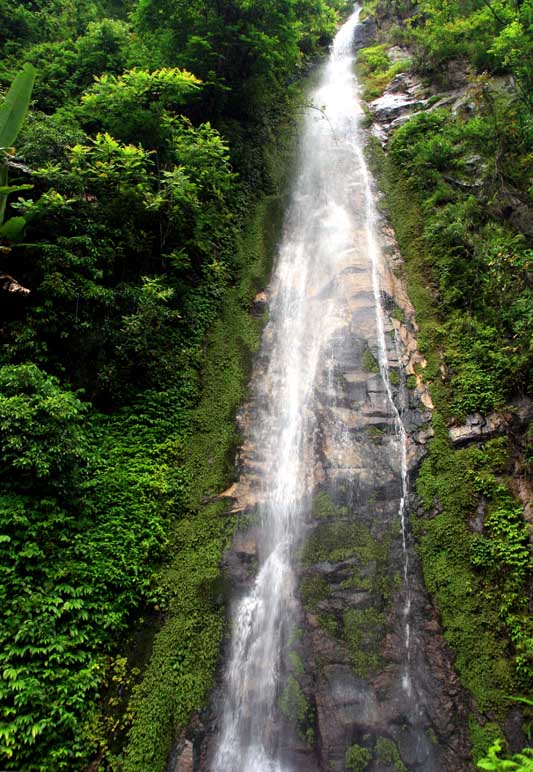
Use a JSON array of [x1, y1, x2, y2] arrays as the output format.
[[345, 742, 373, 772], [0, 0, 350, 769], [344, 736, 406, 771], [478, 740, 533, 771], [359, 0, 533, 762], [356, 43, 410, 99]]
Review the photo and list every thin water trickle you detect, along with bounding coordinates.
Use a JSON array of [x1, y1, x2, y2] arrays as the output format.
[[213, 7, 412, 770]]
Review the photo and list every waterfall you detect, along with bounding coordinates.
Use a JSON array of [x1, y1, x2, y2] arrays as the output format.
[[212, 7, 412, 770]]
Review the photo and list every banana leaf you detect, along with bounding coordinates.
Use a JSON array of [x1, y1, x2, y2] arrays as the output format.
[[0, 63, 36, 149]]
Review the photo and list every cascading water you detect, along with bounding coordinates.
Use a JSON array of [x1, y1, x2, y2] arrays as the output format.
[[212, 7, 415, 770]]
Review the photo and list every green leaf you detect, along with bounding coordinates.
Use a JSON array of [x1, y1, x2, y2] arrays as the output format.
[[0, 63, 36, 149]]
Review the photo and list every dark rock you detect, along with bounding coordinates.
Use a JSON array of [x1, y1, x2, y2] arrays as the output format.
[[449, 412, 510, 446], [353, 16, 377, 50], [251, 290, 269, 317], [397, 728, 434, 768]]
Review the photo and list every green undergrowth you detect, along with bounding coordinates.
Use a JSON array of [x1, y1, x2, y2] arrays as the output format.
[[0, 187, 283, 771], [0, 0, 352, 767], [367, 128, 533, 736], [346, 743, 373, 771], [414, 423, 532, 716], [362, 11, 533, 754], [376, 736, 407, 771], [122, 194, 283, 771], [469, 718, 503, 765]]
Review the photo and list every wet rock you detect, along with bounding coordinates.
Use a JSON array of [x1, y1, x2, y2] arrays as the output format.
[[414, 426, 434, 445], [489, 186, 533, 238], [251, 290, 270, 317], [169, 740, 194, 772], [448, 412, 510, 446], [317, 667, 383, 756], [369, 91, 427, 124], [512, 472, 533, 541], [232, 527, 259, 559], [469, 496, 486, 534], [353, 16, 377, 49], [398, 728, 432, 767]]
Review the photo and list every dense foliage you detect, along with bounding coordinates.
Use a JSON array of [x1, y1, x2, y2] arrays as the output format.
[[0, 0, 348, 769]]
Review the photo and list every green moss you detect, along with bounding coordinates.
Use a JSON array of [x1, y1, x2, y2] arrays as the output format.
[[376, 737, 407, 771], [289, 650, 305, 676], [279, 675, 314, 745], [392, 304, 405, 323], [317, 613, 340, 637], [344, 607, 385, 677], [289, 626, 304, 646], [345, 743, 373, 772], [279, 675, 308, 724], [301, 573, 330, 611], [311, 490, 348, 519], [368, 426, 385, 440], [362, 347, 380, 374], [406, 375, 417, 390], [301, 521, 387, 567], [340, 571, 373, 592]]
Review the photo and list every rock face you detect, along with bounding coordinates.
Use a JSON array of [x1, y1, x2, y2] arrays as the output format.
[[448, 412, 510, 447], [174, 741, 194, 772], [367, 68, 475, 146]]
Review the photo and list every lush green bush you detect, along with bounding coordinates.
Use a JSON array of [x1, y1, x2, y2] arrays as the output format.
[[0, 364, 87, 485]]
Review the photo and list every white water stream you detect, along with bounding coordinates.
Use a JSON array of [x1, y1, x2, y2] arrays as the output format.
[[213, 8, 411, 770]]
